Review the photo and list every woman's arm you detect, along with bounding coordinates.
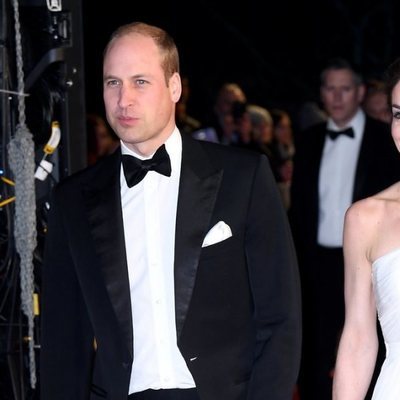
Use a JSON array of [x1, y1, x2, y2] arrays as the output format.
[[332, 200, 379, 399]]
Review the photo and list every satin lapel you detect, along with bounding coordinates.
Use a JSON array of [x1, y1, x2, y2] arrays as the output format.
[[174, 136, 223, 337], [82, 150, 133, 357]]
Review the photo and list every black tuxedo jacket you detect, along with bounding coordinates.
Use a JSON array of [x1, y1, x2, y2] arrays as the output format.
[[40, 134, 301, 400], [289, 116, 400, 255]]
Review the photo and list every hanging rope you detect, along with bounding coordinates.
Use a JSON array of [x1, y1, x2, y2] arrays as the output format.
[[7, 0, 37, 388]]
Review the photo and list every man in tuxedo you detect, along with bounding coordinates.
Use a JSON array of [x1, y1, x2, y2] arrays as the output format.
[[40, 22, 301, 400], [289, 57, 400, 400]]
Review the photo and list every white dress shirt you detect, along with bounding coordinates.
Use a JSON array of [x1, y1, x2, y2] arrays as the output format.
[[318, 109, 365, 247], [120, 127, 196, 394]]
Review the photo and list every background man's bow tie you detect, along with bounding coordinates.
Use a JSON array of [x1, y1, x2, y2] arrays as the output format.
[[326, 127, 354, 140], [122, 144, 171, 187]]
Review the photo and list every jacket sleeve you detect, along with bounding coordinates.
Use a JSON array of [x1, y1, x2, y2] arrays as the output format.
[[246, 155, 302, 400], [40, 187, 95, 400]]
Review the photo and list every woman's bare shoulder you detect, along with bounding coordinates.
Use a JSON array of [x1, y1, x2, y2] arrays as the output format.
[[345, 196, 383, 230], [345, 182, 400, 261], [347, 182, 400, 223]]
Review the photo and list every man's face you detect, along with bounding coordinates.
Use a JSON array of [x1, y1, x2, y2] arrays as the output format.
[[320, 68, 365, 128], [103, 33, 181, 156]]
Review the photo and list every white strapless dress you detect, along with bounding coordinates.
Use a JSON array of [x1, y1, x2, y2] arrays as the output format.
[[371, 247, 400, 399]]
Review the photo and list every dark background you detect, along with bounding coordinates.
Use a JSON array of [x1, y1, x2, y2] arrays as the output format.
[[82, 0, 400, 127], [2, 1, 400, 399]]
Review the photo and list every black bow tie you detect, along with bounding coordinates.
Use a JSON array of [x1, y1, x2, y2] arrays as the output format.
[[122, 144, 171, 188], [326, 127, 354, 140]]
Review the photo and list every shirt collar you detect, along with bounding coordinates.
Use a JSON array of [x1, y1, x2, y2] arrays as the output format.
[[327, 108, 365, 139]]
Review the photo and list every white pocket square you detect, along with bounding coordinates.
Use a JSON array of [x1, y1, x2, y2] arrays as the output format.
[[202, 221, 232, 248]]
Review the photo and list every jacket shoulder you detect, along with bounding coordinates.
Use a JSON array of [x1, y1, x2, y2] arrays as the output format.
[[52, 150, 120, 196], [193, 137, 265, 163]]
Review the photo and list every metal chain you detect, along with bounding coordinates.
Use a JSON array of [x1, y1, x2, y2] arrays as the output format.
[[7, 0, 37, 388]]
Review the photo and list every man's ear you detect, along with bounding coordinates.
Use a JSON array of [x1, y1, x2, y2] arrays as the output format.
[[170, 73, 182, 103]]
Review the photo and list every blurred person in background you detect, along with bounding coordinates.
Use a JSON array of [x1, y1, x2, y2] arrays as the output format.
[[87, 112, 120, 165], [362, 79, 391, 124], [271, 109, 295, 210], [176, 76, 202, 137], [195, 82, 247, 145]]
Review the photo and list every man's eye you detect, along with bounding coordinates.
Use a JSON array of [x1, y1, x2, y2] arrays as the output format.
[[106, 80, 119, 87]]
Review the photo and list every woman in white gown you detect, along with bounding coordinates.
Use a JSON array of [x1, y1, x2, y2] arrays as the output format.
[[333, 57, 400, 399]]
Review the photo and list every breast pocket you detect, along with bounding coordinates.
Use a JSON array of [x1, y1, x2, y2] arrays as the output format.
[[200, 234, 237, 261]]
